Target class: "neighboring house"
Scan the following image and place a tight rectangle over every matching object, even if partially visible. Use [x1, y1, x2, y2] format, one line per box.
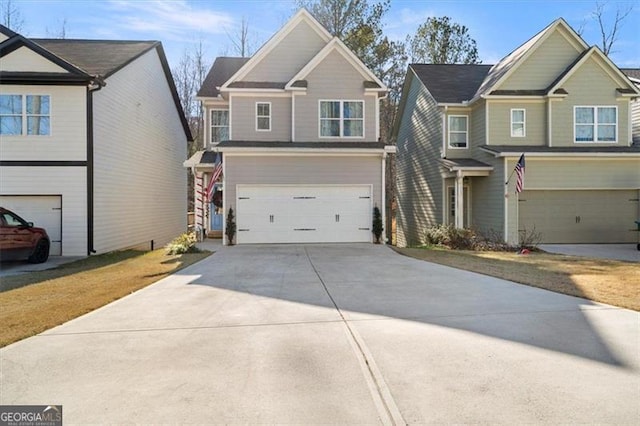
[621, 69, 640, 145]
[393, 18, 640, 247]
[0, 25, 192, 256]
[185, 9, 392, 245]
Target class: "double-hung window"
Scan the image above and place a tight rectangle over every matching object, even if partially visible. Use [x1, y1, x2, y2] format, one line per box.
[511, 109, 525, 137]
[448, 115, 468, 148]
[575, 106, 617, 143]
[319, 100, 364, 138]
[210, 110, 229, 143]
[256, 102, 271, 131]
[0, 94, 50, 136]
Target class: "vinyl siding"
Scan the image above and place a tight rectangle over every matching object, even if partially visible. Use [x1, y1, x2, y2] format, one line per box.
[243, 19, 326, 83]
[470, 155, 505, 238]
[0, 85, 86, 161]
[93, 48, 187, 254]
[551, 56, 630, 147]
[0, 46, 68, 73]
[470, 100, 486, 149]
[224, 155, 382, 215]
[0, 166, 87, 256]
[395, 73, 444, 247]
[499, 29, 582, 90]
[231, 96, 291, 141]
[294, 49, 376, 142]
[488, 101, 546, 145]
[631, 95, 640, 144]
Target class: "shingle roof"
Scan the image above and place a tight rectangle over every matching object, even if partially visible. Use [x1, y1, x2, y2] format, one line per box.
[621, 68, 640, 81]
[410, 64, 492, 103]
[482, 144, 640, 154]
[33, 39, 158, 77]
[197, 57, 250, 97]
[216, 140, 387, 149]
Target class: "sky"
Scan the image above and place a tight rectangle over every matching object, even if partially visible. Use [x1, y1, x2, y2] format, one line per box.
[9, 0, 640, 70]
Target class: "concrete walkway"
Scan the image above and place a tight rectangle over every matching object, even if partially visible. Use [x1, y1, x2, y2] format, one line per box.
[540, 243, 639, 262]
[1, 244, 638, 423]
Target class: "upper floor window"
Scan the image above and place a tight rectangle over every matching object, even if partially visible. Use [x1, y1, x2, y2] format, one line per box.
[511, 109, 525, 137]
[210, 110, 229, 143]
[0, 94, 50, 136]
[256, 102, 271, 131]
[575, 106, 616, 143]
[319, 100, 363, 138]
[448, 115, 468, 148]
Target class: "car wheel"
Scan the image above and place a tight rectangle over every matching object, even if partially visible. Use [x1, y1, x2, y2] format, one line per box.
[28, 239, 50, 264]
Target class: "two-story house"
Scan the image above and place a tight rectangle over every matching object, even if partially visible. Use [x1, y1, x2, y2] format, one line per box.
[0, 25, 192, 256]
[185, 9, 393, 245]
[393, 18, 640, 247]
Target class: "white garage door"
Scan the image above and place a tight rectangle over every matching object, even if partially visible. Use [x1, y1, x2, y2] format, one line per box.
[519, 190, 638, 243]
[236, 185, 372, 244]
[0, 195, 62, 255]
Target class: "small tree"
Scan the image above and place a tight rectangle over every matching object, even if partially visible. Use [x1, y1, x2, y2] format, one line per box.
[372, 206, 383, 243]
[225, 207, 236, 245]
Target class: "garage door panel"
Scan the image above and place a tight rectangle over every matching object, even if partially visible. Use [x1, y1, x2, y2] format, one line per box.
[0, 195, 62, 255]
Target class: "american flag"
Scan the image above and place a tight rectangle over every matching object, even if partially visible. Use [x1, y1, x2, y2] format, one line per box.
[515, 154, 525, 193]
[205, 154, 223, 201]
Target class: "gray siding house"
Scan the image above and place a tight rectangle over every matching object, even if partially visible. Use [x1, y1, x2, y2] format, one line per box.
[185, 9, 393, 245]
[394, 19, 640, 247]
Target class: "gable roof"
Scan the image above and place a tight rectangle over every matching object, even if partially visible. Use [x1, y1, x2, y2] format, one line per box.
[198, 57, 251, 97]
[621, 68, 640, 83]
[410, 64, 492, 103]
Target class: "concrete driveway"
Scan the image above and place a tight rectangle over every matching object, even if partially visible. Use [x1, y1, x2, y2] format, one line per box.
[540, 243, 639, 262]
[1, 244, 638, 424]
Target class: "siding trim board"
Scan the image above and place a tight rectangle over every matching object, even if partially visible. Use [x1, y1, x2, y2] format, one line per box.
[0, 161, 87, 166]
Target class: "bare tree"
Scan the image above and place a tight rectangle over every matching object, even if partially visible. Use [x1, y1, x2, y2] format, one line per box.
[226, 16, 257, 57]
[46, 18, 68, 39]
[1, 0, 25, 32]
[592, 1, 634, 55]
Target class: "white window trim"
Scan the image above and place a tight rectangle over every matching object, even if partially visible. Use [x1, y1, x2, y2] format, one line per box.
[255, 102, 271, 132]
[448, 115, 468, 149]
[0, 93, 51, 137]
[210, 109, 229, 144]
[318, 99, 365, 139]
[573, 105, 618, 144]
[510, 108, 526, 138]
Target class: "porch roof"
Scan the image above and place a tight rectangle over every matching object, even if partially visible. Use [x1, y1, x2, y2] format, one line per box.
[481, 144, 640, 157]
[440, 158, 493, 172]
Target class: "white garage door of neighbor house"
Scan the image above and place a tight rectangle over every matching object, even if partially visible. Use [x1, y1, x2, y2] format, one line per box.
[519, 190, 638, 243]
[236, 185, 373, 244]
[0, 195, 62, 255]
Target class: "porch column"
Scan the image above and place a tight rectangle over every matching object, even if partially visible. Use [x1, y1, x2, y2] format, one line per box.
[455, 171, 464, 229]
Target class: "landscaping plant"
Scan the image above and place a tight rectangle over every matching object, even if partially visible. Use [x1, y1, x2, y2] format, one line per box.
[165, 232, 198, 255]
[226, 207, 236, 245]
[372, 206, 383, 243]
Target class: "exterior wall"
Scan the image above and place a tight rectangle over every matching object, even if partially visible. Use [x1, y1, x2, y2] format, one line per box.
[224, 154, 382, 214]
[1, 46, 68, 73]
[470, 100, 486, 149]
[93, 48, 187, 254]
[295, 50, 376, 142]
[243, 19, 326, 83]
[487, 100, 546, 145]
[499, 29, 582, 90]
[0, 166, 87, 256]
[504, 156, 640, 243]
[395, 74, 444, 247]
[631, 94, 640, 144]
[470, 156, 505, 238]
[551, 56, 630, 147]
[444, 106, 472, 159]
[0, 85, 87, 161]
[231, 95, 291, 141]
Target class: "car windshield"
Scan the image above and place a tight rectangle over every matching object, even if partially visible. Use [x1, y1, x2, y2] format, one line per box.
[1, 211, 28, 227]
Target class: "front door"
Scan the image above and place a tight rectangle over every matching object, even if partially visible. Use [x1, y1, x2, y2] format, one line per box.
[447, 186, 470, 228]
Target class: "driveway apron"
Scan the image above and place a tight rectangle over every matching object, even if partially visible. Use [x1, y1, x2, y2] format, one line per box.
[0, 244, 638, 424]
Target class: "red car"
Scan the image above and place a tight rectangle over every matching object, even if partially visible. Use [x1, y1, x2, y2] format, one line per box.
[0, 207, 50, 263]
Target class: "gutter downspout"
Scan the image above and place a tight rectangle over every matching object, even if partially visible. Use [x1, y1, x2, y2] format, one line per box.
[87, 77, 105, 255]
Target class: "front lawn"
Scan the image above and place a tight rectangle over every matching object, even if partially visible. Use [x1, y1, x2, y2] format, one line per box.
[0, 249, 211, 347]
[394, 247, 639, 311]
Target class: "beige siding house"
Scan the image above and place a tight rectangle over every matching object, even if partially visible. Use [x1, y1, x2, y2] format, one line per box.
[394, 19, 640, 247]
[186, 9, 392, 245]
[0, 25, 191, 256]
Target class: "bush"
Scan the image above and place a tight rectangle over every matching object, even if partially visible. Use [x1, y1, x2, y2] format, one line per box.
[165, 232, 199, 255]
[226, 207, 236, 245]
[424, 225, 535, 251]
[372, 206, 383, 243]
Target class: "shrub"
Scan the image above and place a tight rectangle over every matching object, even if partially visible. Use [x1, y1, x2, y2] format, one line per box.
[372, 206, 383, 243]
[226, 207, 236, 245]
[424, 225, 524, 251]
[165, 232, 198, 255]
[518, 226, 542, 250]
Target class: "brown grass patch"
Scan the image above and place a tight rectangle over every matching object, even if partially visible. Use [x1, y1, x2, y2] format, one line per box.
[0, 249, 211, 347]
[394, 247, 639, 311]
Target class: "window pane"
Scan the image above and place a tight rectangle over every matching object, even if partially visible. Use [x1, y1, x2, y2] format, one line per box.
[212, 127, 229, 142]
[257, 117, 269, 130]
[211, 110, 228, 126]
[598, 107, 616, 124]
[597, 124, 615, 141]
[26, 95, 50, 115]
[257, 103, 269, 116]
[320, 101, 340, 119]
[512, 123, 524, 137]
[0, 116, 22, 135]
[512, 110, 524, 122]
[344, 119, 363, 137]
[450, 132, 467, 147]
[575, 107, 593, 123]
[344, 101, 363, 119]
[576, 124, 594, 141]
[0, 95, 22, 114]
[27, 116, 50, 135]
[449, 116, 467, 131]
[320, 119, 340, 136]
